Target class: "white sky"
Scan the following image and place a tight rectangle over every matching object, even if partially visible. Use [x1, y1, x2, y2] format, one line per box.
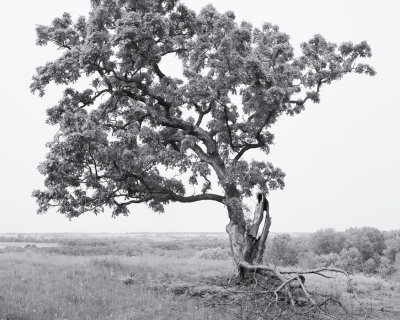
[0, 0, 399, 233]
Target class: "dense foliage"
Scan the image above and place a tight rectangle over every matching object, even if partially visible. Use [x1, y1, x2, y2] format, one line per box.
[265, 227, 400, 277]
[32, 0, 375, 219]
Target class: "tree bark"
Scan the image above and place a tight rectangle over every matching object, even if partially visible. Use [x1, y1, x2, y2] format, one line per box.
[225, 193, 271, 277]
[223, 193, 354, 314]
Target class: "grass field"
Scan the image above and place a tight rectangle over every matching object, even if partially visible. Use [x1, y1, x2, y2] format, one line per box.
[0, 234, 399, 320]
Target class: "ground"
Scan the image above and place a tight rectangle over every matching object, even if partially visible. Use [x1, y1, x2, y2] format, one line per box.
[0, 233, 399, 320]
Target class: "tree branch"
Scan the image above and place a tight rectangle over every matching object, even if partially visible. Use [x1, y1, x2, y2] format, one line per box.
[195, 101, 213, 127]
[233, 109, 276, 163]
[222, 102, 243, 150]
[152, 63, 167, 80]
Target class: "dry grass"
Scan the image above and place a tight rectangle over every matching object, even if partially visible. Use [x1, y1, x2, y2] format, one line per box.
[1, 235, 400, 320]
[0, 251, 235, 320]
[301, 271, 400, 318]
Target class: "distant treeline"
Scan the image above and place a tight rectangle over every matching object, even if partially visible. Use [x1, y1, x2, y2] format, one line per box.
[1, 229, 400, 278]
[0, 234, 231, 259]
[265, 227, 400, 277]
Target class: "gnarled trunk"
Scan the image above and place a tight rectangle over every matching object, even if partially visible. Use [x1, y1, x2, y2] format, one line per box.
[224, 194, 353, 312]
[225, 193, 271, 277]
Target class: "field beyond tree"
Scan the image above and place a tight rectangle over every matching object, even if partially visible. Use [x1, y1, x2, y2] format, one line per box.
[1, 228, 400, 320]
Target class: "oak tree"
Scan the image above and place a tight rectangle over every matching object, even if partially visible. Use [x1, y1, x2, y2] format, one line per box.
[32, 0, 374, 278]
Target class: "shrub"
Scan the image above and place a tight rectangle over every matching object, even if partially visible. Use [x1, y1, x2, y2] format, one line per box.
[268, 234, 299, 266]
[383, 234, 400, 262]
[364, 257, 379, 274]
[377, 256, 396, 277]
[91, 258, 125, 271]
[344, 227, 386, 261]
[195, 247, 230, 260]
[338, 247, 363, 273]
[298, 251, 319, 269]
[155, 242, 183, 251]
[318, 253, 340, 268]
[310, 229, 344, 255]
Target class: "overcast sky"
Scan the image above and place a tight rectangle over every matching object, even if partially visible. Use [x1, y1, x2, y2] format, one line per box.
[0, 0, 398, 233]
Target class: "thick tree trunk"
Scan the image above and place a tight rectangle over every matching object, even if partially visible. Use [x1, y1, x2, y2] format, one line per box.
[223, 193, 352, 311]
[225, 193, 271, 277]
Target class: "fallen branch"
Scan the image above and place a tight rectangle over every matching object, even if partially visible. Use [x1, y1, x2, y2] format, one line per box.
[236, 260, 355, 318]
[281, 267, 352, 277]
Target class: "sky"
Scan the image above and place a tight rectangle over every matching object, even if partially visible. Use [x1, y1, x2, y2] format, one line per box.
[0, 0, 399, 233]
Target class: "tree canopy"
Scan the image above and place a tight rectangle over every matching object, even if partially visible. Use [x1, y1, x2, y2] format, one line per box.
[32, 0, 375, 219]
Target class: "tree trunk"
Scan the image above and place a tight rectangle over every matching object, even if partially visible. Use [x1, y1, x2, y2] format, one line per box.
[225, 193, 271, 277]
[224, 194, 353, 311]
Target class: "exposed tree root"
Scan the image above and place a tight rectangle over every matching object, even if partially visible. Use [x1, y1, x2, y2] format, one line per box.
[225, 261, 359, 319]
[218, 195, 366, 318]
[121, 264, 400, 319]
[126, 267, 355, 319]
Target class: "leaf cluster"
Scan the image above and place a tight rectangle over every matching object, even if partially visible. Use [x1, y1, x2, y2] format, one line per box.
[32, 0, 374, 217]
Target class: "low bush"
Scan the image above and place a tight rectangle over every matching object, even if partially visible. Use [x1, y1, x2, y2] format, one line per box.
[317, 253, 340, 268]
[297, 251, 319, 269]
[267, 234, 299, 266]
[195, 247, 231, 261]
[337, 247, 363, 273]
[377, 256, 396, 277]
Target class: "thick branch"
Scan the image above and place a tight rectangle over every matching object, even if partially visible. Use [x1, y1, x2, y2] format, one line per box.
[168, 193, 224, 203]
[195, 102, 213, 127]
[221, 102, 243, 150]
[152, 63, 167, 80]
[233, 109, 276, 163]
[239, 262, 351, 279]
[116, 191, 224, 206]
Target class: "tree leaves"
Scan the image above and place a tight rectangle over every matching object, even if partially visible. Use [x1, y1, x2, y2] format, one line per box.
[32, 0, 374, 218]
